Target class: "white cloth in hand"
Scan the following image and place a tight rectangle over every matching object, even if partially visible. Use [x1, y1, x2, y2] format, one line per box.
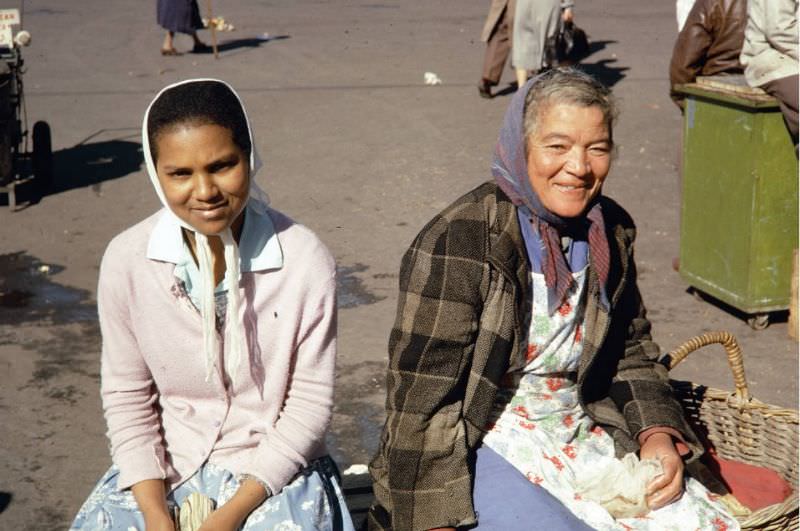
[575, 453, 663, 519]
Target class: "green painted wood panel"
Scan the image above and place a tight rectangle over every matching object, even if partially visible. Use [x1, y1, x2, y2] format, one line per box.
[678, 85, 798, 314]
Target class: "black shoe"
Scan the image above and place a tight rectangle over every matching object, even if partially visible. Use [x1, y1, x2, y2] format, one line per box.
[478, 79, 493, 99]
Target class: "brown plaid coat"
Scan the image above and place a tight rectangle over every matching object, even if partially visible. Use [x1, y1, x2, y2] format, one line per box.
[367, 182, 700, 531]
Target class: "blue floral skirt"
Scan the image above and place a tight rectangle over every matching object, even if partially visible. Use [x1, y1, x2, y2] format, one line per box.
[70, 456, 355, 530]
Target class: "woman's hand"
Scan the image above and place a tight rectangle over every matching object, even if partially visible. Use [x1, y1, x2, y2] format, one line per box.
[197, 505, 244, 531]
[640, 432, 684, 510]
[562, 7, 574, 23]
[143, 512, 176, 531]
[197, 477, 269, 531]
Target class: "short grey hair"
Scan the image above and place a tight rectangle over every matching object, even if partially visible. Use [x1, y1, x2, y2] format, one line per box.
[523, 67, 618, 146]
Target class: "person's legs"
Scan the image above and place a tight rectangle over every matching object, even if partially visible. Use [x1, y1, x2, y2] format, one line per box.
[190, 31, 205, 46]
[186, 0, 209, 52]
[469, 445, 593, 530]
[762, 75, 799, 144]
[189, 31, 212, 53]
[162, 31, 178, 54]
[515, 68, 529, 89]
[481, 6, 512, 90]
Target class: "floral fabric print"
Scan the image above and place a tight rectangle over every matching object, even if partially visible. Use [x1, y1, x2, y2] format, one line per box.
[70, 456, 355, 531]
[482, 268, 739, 531]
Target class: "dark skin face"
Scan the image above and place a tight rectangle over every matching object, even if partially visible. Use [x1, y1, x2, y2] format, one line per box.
[153, 122, 249, 284]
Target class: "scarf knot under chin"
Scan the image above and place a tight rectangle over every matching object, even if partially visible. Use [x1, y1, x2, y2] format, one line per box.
[528, 201, 610, 315]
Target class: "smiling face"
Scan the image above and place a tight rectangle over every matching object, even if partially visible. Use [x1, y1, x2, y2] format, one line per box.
[526, 102, 612, 218]
[154, 123, 250, 235]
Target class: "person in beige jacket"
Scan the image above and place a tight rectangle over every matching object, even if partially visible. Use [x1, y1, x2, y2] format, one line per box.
[740, 0, 799, 142]
[479, 0, 516, 98]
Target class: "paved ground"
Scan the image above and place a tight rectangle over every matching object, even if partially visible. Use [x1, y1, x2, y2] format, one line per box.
[0, 0, 796, 528]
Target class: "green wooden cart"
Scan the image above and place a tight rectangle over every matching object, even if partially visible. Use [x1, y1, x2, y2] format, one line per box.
[676, 79, 798, 330]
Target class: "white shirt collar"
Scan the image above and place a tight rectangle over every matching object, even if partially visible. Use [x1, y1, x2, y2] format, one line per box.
[146, 199, 283, 273]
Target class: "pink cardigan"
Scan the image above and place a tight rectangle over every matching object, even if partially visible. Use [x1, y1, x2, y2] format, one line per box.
[98, 207, 337, 495]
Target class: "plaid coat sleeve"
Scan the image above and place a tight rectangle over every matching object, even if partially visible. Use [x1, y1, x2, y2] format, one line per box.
[592, 199, 702, 457]
[609, 270, 701, 455]
[368, 199, 490, 531]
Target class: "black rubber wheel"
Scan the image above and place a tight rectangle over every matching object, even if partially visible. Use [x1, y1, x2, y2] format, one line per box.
[32, 120, 53, 198]
[0, 127, 13, 187]
[747, 313, 770, 331]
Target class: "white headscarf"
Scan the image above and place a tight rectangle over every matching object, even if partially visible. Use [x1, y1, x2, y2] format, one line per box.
[142, 78, 269, 388]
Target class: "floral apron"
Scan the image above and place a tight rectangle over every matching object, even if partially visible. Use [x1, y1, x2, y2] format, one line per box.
[481, 267, 739, 531]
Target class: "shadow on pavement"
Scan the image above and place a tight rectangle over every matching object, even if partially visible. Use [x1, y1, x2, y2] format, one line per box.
[0, 135, 142, 207]
[216, 34, 291, 54]
[560, 39, 628, 86]
[685, 287, 789, 328]
[579, 59, 629, 87]
[47, 139, 142, 195]
[587, 39, 616, 56]
[493, 82, 518, 98]
[0, 491, 11, 513]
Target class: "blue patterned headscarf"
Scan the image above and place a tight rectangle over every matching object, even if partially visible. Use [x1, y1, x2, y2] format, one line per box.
[492, 73, 611, 314]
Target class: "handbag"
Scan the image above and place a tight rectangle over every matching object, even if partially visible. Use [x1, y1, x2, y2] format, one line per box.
[555, 21, 590, 65]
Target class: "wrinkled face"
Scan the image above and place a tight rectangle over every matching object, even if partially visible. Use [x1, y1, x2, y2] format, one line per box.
[526, 103, 611, 218]
[154, 123, 249, 235]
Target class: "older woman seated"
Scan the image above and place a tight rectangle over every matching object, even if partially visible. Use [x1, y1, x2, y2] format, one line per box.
[368, 68, 739, 531]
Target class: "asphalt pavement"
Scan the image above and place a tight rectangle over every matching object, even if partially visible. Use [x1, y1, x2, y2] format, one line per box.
[0, 1, 796, 528]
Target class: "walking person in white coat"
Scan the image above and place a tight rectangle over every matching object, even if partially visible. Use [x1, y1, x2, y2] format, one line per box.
[513, 0, 574, 89]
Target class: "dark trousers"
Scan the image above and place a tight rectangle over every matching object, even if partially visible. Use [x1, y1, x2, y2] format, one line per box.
[481, 6, 514, 86]
[762, 74, 799, 144]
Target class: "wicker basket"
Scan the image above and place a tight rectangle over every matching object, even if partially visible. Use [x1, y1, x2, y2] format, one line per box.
[664, 331, 799, 531]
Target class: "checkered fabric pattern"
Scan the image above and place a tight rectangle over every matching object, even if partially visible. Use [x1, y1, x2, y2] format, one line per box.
[367, 182, 700, 531]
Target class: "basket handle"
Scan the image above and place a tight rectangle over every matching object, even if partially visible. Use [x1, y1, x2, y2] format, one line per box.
[663, 331, 749, 401]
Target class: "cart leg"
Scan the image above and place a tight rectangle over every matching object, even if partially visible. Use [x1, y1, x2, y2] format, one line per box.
[8, 184, 15, 211]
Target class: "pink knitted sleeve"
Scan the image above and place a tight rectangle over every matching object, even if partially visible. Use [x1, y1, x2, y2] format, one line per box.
[98, 239, 168, 490]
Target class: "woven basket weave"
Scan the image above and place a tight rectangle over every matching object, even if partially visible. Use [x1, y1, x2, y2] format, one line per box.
[663, 331, 799, 531]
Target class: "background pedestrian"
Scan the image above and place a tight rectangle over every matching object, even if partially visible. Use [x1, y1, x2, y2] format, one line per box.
[479, 0, 516, 98]
[158, 0, 211, 55]
[512, 0, 573, 89]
